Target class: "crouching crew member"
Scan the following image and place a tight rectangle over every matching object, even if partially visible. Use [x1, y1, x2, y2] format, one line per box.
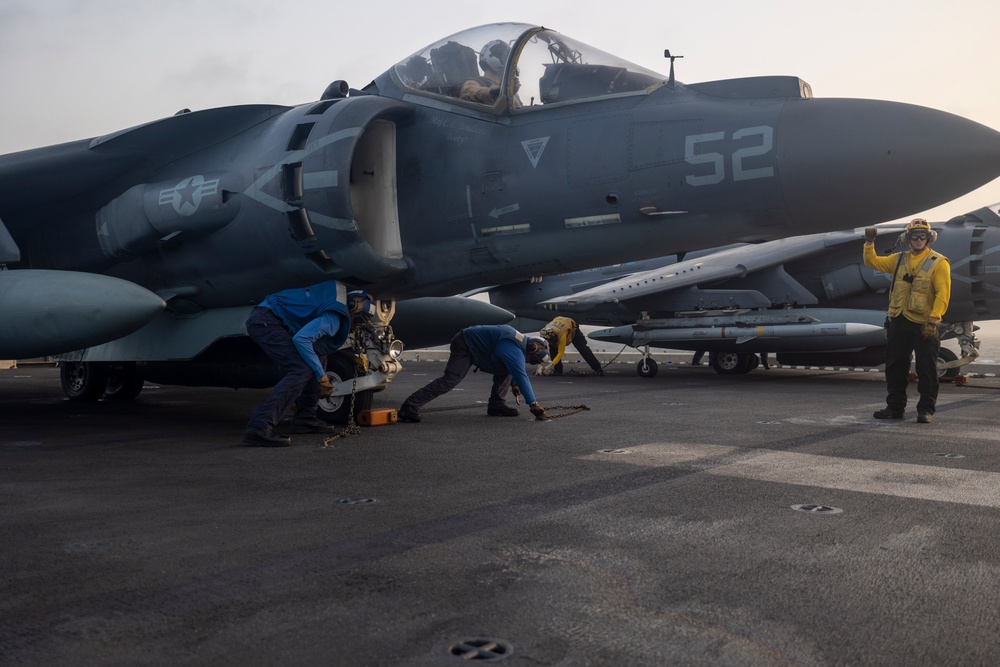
[242, 281, 373, 446]
[536, 316, 604, 376]
[398, 324, 549, 422]
[863, 219, 951, 423]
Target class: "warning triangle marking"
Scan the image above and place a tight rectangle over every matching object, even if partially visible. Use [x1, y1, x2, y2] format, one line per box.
[521, 137, 550, 169]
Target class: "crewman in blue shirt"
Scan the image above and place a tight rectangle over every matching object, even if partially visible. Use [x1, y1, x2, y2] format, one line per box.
[242, 281, 373, 446]
[398, 324, 549, 422]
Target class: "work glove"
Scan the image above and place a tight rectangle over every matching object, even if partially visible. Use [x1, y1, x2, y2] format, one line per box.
[529, 402, 547, 421]
[511, 384, 522, 405]
[318, 375, 334, 399]
[921, 322, 939, 340]
[864, 228, 878, 243]
[354, 354, 369, 374]
[534, 363, 554, 376]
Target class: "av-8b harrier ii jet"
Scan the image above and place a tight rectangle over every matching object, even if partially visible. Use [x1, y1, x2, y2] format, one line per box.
[2, 23, 999, 420]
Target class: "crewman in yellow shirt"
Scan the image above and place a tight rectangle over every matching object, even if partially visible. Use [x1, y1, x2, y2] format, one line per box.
[863, 219, 951, 423]
[536, 316, 604, 376]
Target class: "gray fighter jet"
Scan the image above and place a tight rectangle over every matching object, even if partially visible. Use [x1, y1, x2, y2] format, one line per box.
[488, 204, 1000, 377]
[2, 23, 1000, 419]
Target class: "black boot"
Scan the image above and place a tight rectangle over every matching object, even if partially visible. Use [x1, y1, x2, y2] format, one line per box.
[242, 427, 291, 447]
[287, 416, 335, 434]
[398, 403, 421, 423]
[487, 404, 519, 417]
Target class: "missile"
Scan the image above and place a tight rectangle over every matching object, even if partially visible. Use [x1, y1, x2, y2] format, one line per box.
[590, 322, 884, 346]
[0, 270, 165, 358]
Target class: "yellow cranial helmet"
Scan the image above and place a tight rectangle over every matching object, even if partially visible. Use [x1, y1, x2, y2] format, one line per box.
[903, 218, 937, 244]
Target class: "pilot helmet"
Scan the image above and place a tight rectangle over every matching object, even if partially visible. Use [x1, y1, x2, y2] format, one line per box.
[903, 218, 937, 244]
[479, 39, 511, 75]
[347, 290, 376, 320]
[525, 336, 550, 365]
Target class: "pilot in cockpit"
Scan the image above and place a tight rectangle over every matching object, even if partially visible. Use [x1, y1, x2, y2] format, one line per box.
[461, 39, 520, 107]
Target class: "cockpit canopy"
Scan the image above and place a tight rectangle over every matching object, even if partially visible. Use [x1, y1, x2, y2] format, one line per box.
[391, 23, 667, 111]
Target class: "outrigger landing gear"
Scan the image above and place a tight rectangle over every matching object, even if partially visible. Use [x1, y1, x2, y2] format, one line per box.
[636, 345, 658, 378]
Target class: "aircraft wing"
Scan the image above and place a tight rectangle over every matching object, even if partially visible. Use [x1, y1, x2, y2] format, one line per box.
[0, 105, 288, 227]
[0, 105, 290, 358]
[538, 228, 884, 313]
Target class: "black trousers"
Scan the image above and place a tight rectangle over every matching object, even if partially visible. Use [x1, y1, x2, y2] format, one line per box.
[245, 307, 325, 430]
[883, 316, 939, 415]
[402, 332, 511, 409]
[553, 329, 602, 374]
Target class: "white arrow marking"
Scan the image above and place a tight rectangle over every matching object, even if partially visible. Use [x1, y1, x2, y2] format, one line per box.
[490, 204, 521, 219]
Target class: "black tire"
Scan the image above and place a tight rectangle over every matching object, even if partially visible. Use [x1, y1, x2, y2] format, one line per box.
[636, 358, 658, 378]
[937, 347, 960, 378]
[104, 362, 144, 400]
[316, 352, 374, 424]
[710, 351, 753, 375]
[60, 361, 110, 401]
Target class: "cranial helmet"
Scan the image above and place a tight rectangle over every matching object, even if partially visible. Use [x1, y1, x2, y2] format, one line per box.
[479, 39, 511, 74]
[525, 336, 550, 365]
[902, 217, 937, 244]
[540, 328, 559, 350]
[347, 290, 376, 320]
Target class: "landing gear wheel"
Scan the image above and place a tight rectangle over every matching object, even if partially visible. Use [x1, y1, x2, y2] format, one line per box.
[636, 358, 658, 378]
[710, 351, 753, 375]
[316, 351, 374, 424]
[936, 347, 960, 379]
[104, 362, 144, 400]
[60, 361, 110, 401]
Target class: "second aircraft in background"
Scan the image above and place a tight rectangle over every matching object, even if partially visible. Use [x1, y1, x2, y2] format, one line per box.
[487, 204, 1000, 377]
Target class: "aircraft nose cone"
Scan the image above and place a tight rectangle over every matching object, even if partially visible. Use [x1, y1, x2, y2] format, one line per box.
[777, 99, 1000, 230]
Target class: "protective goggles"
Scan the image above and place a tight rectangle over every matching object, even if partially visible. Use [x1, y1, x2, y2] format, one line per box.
[909, 232, 929, 241]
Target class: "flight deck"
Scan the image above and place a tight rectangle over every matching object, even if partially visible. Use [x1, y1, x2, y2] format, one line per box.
[3, 361, 1000, 665]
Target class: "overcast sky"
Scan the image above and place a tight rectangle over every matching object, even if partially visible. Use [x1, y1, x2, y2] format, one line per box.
[2, 0, 998, 226]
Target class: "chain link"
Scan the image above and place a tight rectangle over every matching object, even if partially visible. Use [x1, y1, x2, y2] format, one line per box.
[539, 404, 590, 419]
[321, 328, 364, 448]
